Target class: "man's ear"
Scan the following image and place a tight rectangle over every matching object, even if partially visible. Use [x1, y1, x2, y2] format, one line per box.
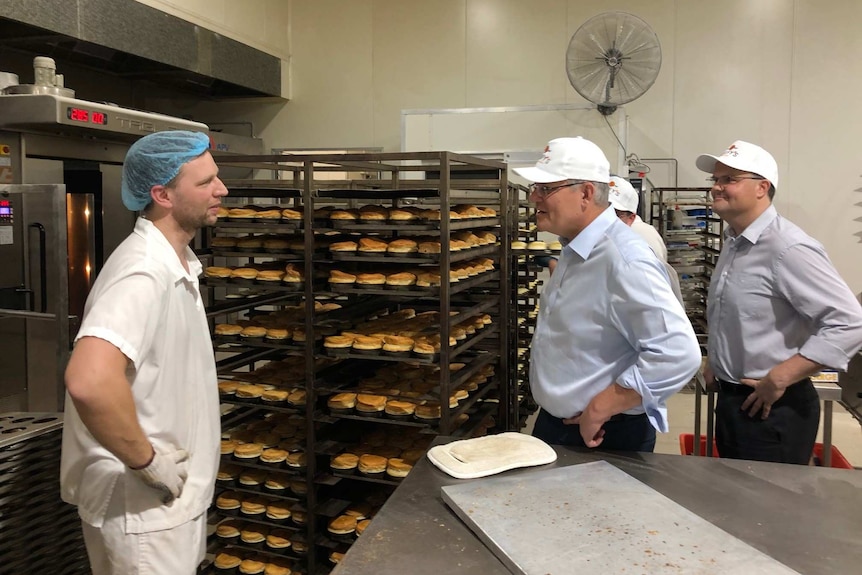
[580, 182, 596, 204]
[755, 179, 770, 200]
[149, 184, 172, 209]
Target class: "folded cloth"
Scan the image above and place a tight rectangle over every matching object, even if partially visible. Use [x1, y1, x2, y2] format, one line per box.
[427, 433, 557, 479]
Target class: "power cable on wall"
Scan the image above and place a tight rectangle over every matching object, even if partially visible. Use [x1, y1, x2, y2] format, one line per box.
[603, 113, 650, 175]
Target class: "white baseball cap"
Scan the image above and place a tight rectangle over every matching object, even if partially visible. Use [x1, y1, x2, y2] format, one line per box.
[608, 176, 639, 213]
[695, 140, 778, 189]
[514, 137, 610, 184]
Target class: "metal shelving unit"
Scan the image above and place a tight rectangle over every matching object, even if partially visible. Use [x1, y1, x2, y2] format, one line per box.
[199, 151, 513, 574]
[508, 183, 540, 429]
[649, 187, 723, 355]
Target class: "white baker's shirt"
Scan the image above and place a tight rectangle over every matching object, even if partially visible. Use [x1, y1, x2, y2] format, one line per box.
[630, 215, 668, 262]
[530, 207, 700, 432]
[60, 217, 220, 533]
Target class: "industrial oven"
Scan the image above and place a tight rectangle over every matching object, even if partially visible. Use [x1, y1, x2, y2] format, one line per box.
[0, 79, 216, 413]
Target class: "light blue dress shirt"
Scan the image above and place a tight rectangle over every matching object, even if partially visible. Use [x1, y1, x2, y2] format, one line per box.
[707, 204, 862, 382]
[530, 206, 701, 432]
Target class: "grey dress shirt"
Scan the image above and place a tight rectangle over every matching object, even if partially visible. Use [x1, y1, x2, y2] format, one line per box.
[707, 205, 862, 383]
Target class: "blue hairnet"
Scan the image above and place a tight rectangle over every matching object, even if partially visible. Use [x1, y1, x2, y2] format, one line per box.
[121, 130, 211, 211]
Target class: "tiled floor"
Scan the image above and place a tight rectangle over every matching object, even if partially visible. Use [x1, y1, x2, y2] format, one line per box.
[524, 390, 862, 468]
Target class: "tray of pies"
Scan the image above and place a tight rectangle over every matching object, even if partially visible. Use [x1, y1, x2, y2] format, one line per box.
[526, 240, 552, 255]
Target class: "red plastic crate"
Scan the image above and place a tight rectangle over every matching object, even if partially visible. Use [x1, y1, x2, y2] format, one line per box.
[679, 433, 719, 457]
[812, 443, 854, 469]
[679, 434, 854, 469]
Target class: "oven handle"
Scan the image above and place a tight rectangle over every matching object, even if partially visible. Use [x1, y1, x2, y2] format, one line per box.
[0, 308, 57, 321]
[28, 222, 47, 313]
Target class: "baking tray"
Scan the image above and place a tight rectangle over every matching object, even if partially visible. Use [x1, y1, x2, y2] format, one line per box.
[442, 460, 800, 575]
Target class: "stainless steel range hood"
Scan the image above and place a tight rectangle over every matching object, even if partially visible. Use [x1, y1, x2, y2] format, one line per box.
[0, 0, 282, 100]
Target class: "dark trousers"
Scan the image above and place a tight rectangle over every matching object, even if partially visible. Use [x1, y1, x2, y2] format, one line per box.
[532, 408, 656, 452]
[715, 379, 820, 465]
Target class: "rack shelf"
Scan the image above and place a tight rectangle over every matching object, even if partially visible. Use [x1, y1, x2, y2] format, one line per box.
[201, 151, 512, 574]
[649, 187, 723, 355]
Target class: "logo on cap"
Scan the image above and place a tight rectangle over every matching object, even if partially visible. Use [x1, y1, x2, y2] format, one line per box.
[726, 144, 738, 157]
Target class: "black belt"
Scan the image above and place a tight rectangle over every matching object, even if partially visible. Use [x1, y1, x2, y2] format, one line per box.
[545, 410, 646, 423]
[716, 379, 752, 395]
[607, 412, 647, 422]
[716, 378, 812, 395]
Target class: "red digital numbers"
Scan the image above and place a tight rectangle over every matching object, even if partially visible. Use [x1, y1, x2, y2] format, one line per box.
[66, 108, 109, 125]
[68, 107, 89, 122]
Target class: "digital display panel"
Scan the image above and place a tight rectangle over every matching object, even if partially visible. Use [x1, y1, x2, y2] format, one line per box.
[67, 107, 89, 122]
[66, 107, 109, 125]
[0, 207, 10, 215]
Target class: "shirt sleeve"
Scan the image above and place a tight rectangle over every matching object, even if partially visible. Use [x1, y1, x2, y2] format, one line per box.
[75, 269, 166, 369]
[775, 244, 862, 370]
[608, 258, 702, 432]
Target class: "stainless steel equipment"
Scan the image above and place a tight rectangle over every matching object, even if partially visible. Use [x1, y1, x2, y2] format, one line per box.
[333, 439, 862, 575]
[0, 93, 205, 135]
[442, 460, 800, 574]
[0, 185, 71, 414]
[0, 68, 215, 413]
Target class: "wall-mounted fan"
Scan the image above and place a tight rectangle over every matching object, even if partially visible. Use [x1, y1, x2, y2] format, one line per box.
[566, 11, 662, 116]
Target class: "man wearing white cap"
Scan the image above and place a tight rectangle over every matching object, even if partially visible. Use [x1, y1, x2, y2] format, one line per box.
[608, 176, 682, 303]
[696, 140, 862, 464]
[517, 137, 700, 451]
[608, 176, 666, 260]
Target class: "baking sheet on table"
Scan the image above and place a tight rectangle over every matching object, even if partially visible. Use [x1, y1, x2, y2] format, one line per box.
[441, 460, 800, 575]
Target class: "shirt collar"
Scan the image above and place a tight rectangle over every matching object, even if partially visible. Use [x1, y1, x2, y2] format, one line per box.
[134, 217, 202, 282]
[724, 204, 777, 244]
[565, 205, 617, 260]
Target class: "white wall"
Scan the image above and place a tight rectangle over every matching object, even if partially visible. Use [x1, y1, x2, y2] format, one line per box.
[151, 0, 862, 295]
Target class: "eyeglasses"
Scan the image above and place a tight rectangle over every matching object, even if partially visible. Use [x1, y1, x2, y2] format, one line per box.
[706, 174, 765, 187]
[529, 181, 584, 200]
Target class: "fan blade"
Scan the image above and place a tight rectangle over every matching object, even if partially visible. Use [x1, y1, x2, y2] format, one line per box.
[566, 11, 662, 107]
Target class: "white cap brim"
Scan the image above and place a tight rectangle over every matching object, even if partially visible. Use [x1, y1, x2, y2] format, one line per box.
[513, 165, 568, 184]
[696, 152, 771, 182]
[695, 154, 721, 174]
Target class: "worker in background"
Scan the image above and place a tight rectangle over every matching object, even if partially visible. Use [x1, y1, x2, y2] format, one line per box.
[608, 175, 683, 304]
[696, 140, 862, 464]
[61, 131, 227, 574]
[518, 136, 701, 451]
[608, 176, 666, 259]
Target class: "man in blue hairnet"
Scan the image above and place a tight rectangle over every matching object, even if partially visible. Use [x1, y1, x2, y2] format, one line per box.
[60, 131, 227, 574]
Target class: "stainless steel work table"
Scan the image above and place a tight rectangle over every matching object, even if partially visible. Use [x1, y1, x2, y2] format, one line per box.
[332, 438, 862, 575]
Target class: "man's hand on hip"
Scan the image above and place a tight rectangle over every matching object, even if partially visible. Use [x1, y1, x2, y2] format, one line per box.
[740, 374, 786, 419]
[563, 410, 607, 448]
[130, 446, 189, 505]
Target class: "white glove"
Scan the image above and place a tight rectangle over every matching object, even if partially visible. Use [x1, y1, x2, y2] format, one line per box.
[130, 447, 189, 505]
